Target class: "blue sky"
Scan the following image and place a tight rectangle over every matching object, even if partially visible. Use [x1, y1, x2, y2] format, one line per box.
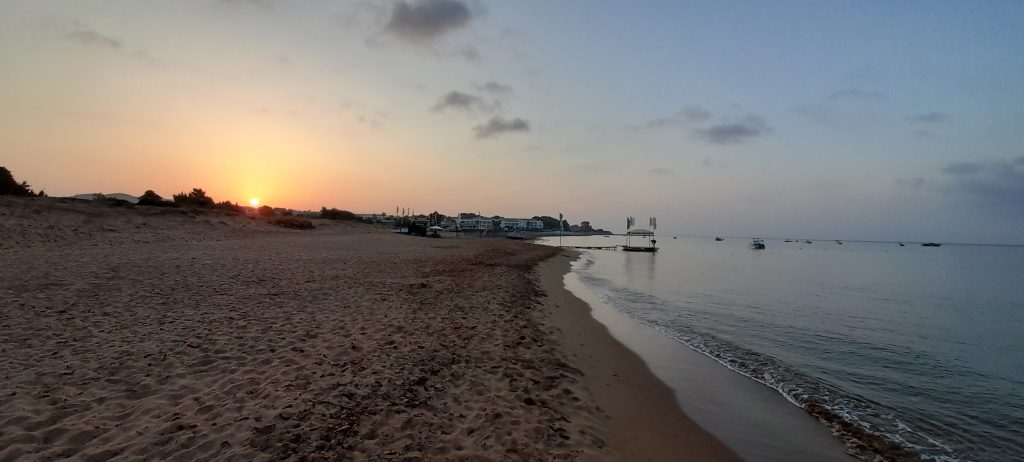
[1, 0, 1022, 243]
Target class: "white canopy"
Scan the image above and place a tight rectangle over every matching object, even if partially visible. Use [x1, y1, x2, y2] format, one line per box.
[428, 226, 444, 230]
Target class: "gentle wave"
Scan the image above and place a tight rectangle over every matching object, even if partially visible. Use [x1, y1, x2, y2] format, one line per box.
[574, 264, 960, 462]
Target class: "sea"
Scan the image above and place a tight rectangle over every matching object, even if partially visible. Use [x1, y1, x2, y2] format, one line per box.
[539, 236, 1024, 461]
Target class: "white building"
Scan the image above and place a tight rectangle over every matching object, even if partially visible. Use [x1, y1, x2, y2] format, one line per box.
[499, 219, 545, 231]
[457, 216, 495, 230]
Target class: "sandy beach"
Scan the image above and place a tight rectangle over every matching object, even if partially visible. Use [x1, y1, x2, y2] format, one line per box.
[0, 197, 736, 461]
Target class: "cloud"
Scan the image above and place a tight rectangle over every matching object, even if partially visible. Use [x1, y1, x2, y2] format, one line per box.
[934, 158, 1024, 213]
[458, 46, 481, 62]
[476, 81, 513, 96]
[895, 177, 928, 189]
[386, 0, 472, 40]
[219, 0, 274, 8]
[644, 106, 712, 129]
[473, 117, 530, 139]
[695, 115, 770, 145]
[65, 24, 122, 50]
[907, 112, 948, 124]
[942, 161, 982, 175]
[827, 89, 886, 102]
[431, 91, 498, 113]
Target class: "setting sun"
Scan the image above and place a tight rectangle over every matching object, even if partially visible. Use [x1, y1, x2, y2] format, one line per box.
[249, 198, 260, 207]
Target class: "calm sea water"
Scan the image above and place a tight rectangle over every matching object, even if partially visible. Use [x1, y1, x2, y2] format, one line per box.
[541, 236, 1024, 461]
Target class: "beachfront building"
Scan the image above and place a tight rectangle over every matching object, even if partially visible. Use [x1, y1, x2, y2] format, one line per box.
[355, 213, 394, 223]
[456, 216, 495, 231]
[499, 219, 545, 231]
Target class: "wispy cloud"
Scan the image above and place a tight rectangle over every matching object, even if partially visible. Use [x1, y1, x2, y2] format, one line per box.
[942, 161, 982, 175]
[431, 91, 498, 113]
[476, 81, 513, 97]
[907, 112, 948, 124]
[695, 115, 771, 145]
[65, 23, 122, 50]
[386, 0, 472, 40]
[937, 158, 1024, 212]
[62, 22, 159, 64]
[827, 89, 886, 102]
[473, 117, 530, 139]
[644, 106, 712, 129]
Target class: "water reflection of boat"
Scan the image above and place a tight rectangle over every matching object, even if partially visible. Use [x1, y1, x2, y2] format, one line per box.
[750, 238, 766, 249]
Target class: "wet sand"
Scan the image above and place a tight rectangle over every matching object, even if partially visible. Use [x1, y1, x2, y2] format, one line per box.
[0, 197, 737, 461]
[559, 254, 856, 461]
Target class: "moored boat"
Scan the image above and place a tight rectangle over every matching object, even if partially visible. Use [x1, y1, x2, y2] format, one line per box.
[750, 238, 766, 249]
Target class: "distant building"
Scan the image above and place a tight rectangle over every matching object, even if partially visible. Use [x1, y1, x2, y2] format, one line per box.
[356, 214, 394, 223]
[457, 216, 495, 230]
[499, 218, 545, 231]
[69, 193, 139, 204]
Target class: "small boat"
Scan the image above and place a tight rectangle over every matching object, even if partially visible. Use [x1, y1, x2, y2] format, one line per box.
[805, 240, 812, 244]
[624, 228, 658, 252]
[506, 231, 525, 240]
[898, 242, 905, 247]
[715, 237, 724, 241]
[749, 238, 766, 249]
[621, 245, 658, 252]
[673, 236, 677, 239]
[836, 240, 843, 245]
[785, 239, 794, 243]
[921, 242, 942, 247]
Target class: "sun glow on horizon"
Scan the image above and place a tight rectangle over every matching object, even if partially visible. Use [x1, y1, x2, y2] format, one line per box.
[249, 198, 260, 207]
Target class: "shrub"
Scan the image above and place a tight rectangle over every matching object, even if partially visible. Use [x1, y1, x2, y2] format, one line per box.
[272, 216, 314, 230]
[319, 207, 356, 220]
[257, 205, 275, 217]
[215, 201, 245, 214]
[0, 166, 40, 196]
[173, 188, 215, 207]
[138, 190, 176, 207]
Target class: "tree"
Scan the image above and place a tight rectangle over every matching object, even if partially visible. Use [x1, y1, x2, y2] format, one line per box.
[172, 188, 215, 207]
[0, 167, 37, 196]
[319, 207, 357, 220]
[257, 205, 275, 217]
[138, 190, 175, 207]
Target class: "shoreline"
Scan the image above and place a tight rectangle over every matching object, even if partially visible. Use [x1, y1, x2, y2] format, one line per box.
[533, 250, 740, 461]
[543, 243, 856, 461]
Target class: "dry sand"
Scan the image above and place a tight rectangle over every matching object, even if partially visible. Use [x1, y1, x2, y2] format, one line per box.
[0, 197, 736, 461]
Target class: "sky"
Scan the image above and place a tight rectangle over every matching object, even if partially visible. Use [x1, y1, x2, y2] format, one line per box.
[1, 0, 1023, 244]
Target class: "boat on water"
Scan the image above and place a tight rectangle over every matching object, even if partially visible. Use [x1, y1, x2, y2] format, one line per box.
[715, 237, 724, 241]
[836, 240, 843, 245]
[623, 225, 658, 252]
[805, 240, 812, 244]
[921, 242, 942, 247]
[506, 231, 526, 240]
[750, 238, 766, 249]
[899, 242, 905, 247]
[621, 245, 658, 252]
